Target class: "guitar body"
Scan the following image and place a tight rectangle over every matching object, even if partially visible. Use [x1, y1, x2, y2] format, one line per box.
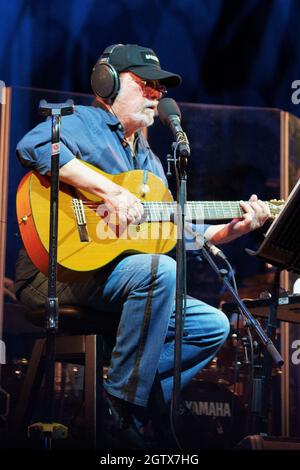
[16, 166, 177, 279]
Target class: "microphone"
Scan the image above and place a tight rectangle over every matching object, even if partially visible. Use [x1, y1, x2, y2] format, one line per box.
[158, 98, 190, 157]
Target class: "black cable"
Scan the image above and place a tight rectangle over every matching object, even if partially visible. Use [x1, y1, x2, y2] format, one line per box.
[223, 259, 254, 382]
[223, 256, 255, 440]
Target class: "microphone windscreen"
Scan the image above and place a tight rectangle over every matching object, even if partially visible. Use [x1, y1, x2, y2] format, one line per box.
[157, 98, 181, 125]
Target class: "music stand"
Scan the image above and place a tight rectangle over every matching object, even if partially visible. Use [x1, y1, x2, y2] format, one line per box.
[245, 179, 300, 434]
[246, 178, 300, 273]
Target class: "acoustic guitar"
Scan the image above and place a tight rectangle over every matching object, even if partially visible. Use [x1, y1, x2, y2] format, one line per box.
[16, 162, 284, 279]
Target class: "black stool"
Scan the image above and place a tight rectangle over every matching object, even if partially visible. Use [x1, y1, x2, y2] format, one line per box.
[12, 305, 117, 449]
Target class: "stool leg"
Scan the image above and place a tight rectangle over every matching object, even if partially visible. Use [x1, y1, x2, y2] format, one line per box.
[84, 335, 103, 449]
[12, 339, 45, 434]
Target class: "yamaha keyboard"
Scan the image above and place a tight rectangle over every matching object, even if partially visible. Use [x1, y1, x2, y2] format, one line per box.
[221, 294, 300, 324]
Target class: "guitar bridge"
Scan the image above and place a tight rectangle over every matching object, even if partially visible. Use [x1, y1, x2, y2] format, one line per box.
[72, 198, 89, 242]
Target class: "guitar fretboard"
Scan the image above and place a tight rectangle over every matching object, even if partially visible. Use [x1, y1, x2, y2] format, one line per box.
[143, 201, 252, 222]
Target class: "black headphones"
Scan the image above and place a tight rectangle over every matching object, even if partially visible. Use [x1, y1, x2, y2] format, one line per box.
[91, 44, 124, 104]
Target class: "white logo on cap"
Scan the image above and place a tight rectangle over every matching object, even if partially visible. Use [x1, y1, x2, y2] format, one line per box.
[145, 54, 159, 62]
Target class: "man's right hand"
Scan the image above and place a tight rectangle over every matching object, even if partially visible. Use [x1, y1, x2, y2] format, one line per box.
[103, 184, 145, 225]
[59, 159, 145, 226]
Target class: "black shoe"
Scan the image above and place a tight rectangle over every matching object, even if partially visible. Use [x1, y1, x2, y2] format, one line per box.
[103, 390, 158, 450]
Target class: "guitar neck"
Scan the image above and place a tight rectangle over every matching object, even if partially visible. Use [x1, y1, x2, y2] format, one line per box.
[143, 201, 261, 222]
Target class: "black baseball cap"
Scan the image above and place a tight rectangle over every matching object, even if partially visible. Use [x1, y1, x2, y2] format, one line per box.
[99, 43, 182, 87]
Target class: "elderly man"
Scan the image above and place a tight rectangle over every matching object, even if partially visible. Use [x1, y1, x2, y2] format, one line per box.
[15, 44, 270, 448]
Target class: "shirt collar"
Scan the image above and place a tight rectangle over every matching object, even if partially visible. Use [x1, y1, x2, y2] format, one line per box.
[92, 100, 123, 130]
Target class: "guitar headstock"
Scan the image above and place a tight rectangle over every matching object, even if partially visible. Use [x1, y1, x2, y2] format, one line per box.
[268, 199, 285, 219]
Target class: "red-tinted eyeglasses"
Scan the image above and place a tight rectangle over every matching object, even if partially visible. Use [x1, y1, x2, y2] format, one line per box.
[129, 72, 167, 98]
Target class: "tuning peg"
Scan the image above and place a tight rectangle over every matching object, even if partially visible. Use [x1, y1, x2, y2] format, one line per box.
[269, 198, 285, 205]
[268, 198, 285, 219]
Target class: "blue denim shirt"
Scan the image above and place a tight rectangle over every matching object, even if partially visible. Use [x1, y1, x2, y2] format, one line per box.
[16, 104, 168, 186]
[16, 104, 207, 255]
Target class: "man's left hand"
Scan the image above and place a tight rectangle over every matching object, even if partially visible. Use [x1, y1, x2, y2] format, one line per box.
[230, 194, 271, 235]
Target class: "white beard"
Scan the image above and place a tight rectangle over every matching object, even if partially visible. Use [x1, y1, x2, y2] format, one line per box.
[131, 106, 155, 128]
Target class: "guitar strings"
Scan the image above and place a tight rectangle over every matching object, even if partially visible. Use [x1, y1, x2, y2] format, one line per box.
[36, 200, 280, 222]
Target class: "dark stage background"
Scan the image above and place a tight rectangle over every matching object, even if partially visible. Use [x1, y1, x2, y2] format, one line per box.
[1, 0, 300, 443]
[1, 0, 300, 116]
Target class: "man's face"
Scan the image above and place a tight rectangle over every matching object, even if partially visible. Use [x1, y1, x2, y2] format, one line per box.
[112, 72, 166, 130]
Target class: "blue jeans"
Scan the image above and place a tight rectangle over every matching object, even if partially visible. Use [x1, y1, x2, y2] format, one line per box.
[85, 254, 230, 407]
[18, 253, 230, 407]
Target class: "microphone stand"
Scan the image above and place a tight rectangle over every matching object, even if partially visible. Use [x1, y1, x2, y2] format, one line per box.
[27, 100, 74, 449]
[199, 245, 284, 438]
[184, 224, 284, 370]
[253, 267, 281, 435]
[201, 247, 284, 367]
[170, 144, 188, 421]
